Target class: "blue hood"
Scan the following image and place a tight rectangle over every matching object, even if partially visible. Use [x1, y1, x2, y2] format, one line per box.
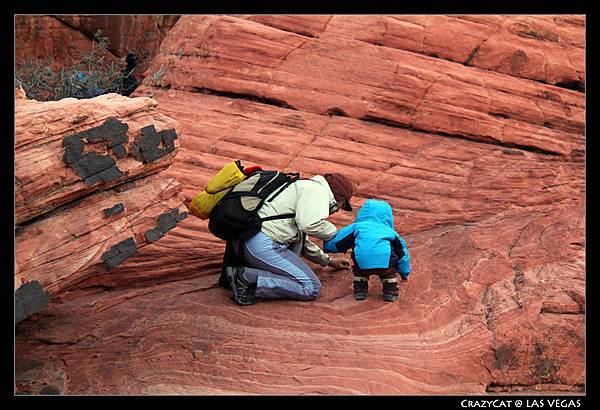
[355, 199, 395, 229]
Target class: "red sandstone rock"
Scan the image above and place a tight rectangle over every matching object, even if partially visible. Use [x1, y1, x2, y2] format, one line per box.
[15, 15, 180, 81]
[239, 15, 585, 89]
[240, 14, 331, 38]
[128, 90, 584, 237]
[139, 15, 584, 159]
[15, 80, 27, 99]
[15, 88, 26, 99]
[56, 15, 181, 80]
[15, 16, 101, 66]
[15, 93, 180, 225]
[15, 94, 186, 296]
[16, 175, 186, 294]
[15, 15, 585, 395]
[14, 203, 584, 394]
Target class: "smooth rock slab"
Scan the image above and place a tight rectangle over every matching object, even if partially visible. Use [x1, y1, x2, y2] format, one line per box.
[14, 204, 584, 394]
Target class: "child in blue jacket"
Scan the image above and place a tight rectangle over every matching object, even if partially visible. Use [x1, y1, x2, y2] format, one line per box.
[324, 199, 411, 302]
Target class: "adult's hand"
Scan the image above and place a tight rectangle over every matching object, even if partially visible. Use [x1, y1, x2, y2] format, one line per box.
[329, 257, 351, 270]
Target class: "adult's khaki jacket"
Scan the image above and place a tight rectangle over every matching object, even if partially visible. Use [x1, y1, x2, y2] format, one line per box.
[257, 175, 338, 266]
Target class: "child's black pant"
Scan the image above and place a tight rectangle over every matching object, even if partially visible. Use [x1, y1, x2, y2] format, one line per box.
[352, 265, 399, 301]
[352, 265, 397, 282]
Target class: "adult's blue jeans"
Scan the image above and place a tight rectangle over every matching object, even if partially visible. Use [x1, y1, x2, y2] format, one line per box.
[243, 231, 321, 300]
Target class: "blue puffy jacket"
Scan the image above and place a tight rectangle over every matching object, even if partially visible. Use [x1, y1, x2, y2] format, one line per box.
[323, 199, 410, 278]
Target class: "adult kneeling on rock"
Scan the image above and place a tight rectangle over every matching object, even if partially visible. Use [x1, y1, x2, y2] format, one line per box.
[226, 173, 355, 305]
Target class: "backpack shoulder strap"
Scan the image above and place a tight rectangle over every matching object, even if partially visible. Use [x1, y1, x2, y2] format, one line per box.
[260, 213, 296, 222]
[221, 191, 264, 200]
[256, 173, 299, 221]
[266, 173, 300, 203]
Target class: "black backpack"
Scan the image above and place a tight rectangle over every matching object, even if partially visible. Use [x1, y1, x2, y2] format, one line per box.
[208, 169, 300, 242]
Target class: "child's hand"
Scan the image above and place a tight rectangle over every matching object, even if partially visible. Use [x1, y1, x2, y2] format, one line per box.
[329, 257, 351, 270]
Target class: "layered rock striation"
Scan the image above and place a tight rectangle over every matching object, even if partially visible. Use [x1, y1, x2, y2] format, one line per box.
[15, 15, 585, 395]
[15, 93, 186, 307]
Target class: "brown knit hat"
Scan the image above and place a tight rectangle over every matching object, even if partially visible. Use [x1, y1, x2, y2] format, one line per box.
[323, 173, 354, 211]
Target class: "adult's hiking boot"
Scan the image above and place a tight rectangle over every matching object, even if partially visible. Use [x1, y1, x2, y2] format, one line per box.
[382, 280, 399, 302]
[218, 267, 232, 289]
[353, 278, 368, 300]
[226, 266, 256, 306]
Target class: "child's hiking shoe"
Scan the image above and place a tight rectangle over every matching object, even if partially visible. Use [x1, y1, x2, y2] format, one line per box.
[382, 279, 399, 302]
[353, 277, 368, 300]
[226, 266, 256, 306]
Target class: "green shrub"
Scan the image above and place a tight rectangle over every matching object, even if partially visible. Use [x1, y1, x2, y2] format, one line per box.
[15, 31, 130, 101]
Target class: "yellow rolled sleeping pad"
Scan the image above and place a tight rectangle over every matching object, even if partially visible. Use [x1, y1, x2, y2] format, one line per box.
[188, 161, 247, 219]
